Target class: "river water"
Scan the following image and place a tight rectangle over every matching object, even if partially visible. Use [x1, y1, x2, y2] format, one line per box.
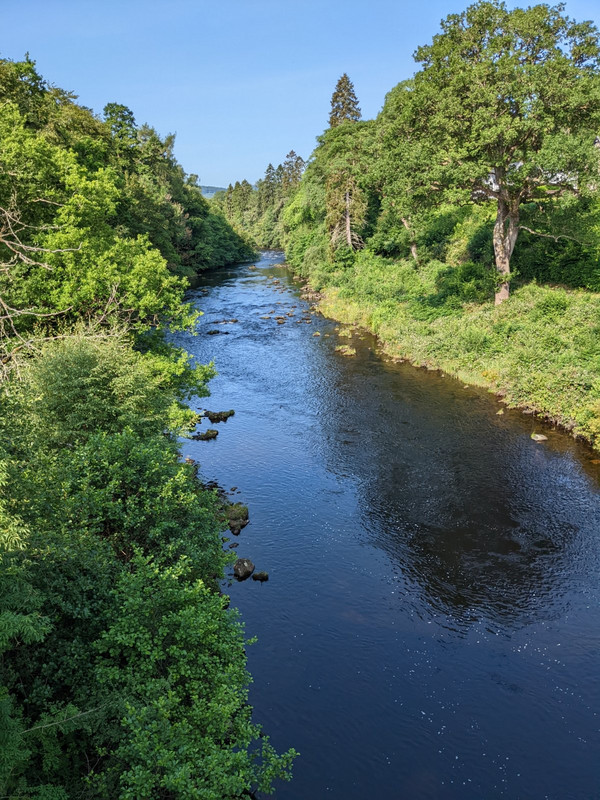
[172, 251, 600, 800]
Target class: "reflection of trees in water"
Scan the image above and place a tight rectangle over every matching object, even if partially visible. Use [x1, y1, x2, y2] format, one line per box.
[314, 340, 600, 628]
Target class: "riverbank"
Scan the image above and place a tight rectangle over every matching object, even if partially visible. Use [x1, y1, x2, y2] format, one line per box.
[291, 257, 600, 450]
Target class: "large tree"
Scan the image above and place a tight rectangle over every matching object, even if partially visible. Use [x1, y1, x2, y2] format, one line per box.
[329, 73, 362, 128]
[321, 122, 374, 252]
[410, 0, 600, 303]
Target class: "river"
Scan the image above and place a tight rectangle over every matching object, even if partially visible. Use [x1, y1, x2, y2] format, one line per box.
[171, 250, 600, 800]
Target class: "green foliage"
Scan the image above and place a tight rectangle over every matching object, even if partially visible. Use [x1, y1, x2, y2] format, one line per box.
[406, 0, 600, 292]
[277, 0, 600, 309]
[278, 18, 600, 440]
[0, 54, 253, 337]
[328, 73, 361, 128]
[0, 333, 296, 798]
[4, 333, 212, 452]
[92, 554, 296, 799]
[0, 55, 295, 799]
[212, 151, 306, 249]
[511, 196, 600, 289]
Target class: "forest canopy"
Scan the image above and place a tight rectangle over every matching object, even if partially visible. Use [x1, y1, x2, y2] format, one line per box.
[0, 54, 295, 799]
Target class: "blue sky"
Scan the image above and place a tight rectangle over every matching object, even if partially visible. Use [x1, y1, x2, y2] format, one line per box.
[3, 0, 600, 186]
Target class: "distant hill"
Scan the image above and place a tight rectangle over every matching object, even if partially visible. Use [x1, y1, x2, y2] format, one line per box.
[200, 185, 226, 198]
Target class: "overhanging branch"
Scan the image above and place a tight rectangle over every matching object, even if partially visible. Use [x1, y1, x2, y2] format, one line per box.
[518, 225, 587, 245]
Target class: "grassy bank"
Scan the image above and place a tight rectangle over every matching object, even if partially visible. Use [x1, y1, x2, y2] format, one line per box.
[292, 252, 600, 449]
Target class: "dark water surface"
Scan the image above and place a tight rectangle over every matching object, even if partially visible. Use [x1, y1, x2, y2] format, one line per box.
[172, 251, 600, 800]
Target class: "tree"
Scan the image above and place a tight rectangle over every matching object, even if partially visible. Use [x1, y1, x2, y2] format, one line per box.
[103, 102, 136, 144]
[409, 0, 600, 303]
[282, 150, 306, 195]
[328, 73, 361, 128]
[257, 162, 276, 212]
[375, 80, 424, 262]
[321, 123, 374, 253]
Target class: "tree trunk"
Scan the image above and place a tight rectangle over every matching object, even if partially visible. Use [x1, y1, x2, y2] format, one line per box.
[345, 190, 352, 249]
[401, 217, 418, 262]
[493, 197, 520, 305]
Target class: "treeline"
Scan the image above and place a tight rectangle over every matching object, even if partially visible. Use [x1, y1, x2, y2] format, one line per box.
[0, 56, 294, 798]
[212, 150, 305, 248]
[282, 7, 600, 299]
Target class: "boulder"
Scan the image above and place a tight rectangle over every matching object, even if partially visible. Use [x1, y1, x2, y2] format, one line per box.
[234, 558, 255, 580]
[192, 429, 218, 441]
[252, 571, 269, 582]
[228, 503, 249, 535]
[205, 409, 235, 423]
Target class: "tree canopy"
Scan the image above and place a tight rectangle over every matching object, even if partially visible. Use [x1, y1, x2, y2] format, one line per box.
[0, 54, 295, 798]
[211, 150, 306, 249]
[329, 73, 362, 128]
[409, 0, 600, 302]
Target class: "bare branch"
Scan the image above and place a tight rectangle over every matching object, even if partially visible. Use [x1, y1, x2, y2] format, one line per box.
[519, 225, 587, 245]
[23, 702, 114, 734]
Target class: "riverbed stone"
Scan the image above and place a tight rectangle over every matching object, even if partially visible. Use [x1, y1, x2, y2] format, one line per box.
[252, 571, 269, 582]
[233, 558, 255, 580]
[192, 428, 219, 440]
[228, 503, 249, 535]
[205, 409, 235, 423]
[531, 433, 548, 442]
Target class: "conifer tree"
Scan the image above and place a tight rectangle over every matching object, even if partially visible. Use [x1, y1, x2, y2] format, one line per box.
[282, 150, 306, 195]
[329, 73, 361, 128]
[259, 163, 276, 211]
[274, 163, 285, 193]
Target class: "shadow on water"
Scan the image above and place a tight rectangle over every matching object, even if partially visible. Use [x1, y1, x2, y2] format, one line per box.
[173, 251, 600, 800]
[312, 347, 599, 629]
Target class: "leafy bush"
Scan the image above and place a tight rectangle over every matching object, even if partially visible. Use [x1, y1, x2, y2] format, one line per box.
[0, 335, 296, 797]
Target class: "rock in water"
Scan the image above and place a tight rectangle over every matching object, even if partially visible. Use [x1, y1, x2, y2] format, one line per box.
[192, 429, 219, 441]
[205, 409, 235, 423]
[252, 571, 269, 582]
[234, 558, 255, 580]
[531, 433, 548, 442]
[227, 503, 249, 535]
